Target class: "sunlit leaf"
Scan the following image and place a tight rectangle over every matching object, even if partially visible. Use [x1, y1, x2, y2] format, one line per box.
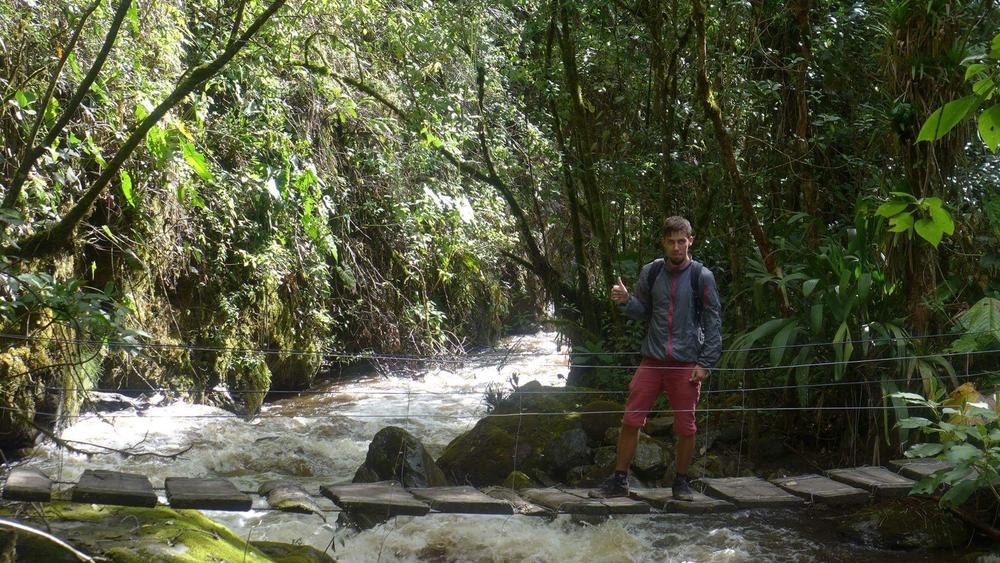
[979, 104, 1000, 152]
[119, 170, 135, 207]
[917, 95, 980, 142]
[914, 217, 943, 247]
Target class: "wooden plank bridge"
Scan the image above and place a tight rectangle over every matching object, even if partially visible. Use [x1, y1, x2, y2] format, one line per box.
[0, 459, 966, 518]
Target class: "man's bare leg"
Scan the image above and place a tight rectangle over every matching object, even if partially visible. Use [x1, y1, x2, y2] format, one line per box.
[675, 433, 695, 474]
[614, 424, 641, 472]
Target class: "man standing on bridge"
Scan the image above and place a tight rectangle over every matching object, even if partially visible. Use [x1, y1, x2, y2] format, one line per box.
[594, 216, 722, 500]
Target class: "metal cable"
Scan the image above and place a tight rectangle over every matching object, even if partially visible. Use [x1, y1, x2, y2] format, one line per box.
[1, 329, 994, 359]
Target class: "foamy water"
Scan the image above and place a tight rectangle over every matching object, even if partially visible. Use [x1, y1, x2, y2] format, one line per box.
[22, 333, 961, 561]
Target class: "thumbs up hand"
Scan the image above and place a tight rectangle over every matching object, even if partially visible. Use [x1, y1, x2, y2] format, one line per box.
[611, 276, 630, 304]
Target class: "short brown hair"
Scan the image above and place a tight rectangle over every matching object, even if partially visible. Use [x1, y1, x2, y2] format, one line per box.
[661, 216, 692, 237]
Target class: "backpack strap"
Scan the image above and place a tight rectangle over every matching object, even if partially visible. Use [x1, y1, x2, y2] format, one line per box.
[690, 261, 704, 325]
[644, 259, 665, 297]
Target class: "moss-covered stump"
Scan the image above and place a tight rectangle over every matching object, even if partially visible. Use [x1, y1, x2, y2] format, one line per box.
[0, 502, 330, 562]
[838, 498, 973, 550]
[354, 426, 448, 487]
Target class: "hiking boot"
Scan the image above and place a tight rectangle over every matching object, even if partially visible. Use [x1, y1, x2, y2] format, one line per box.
[590, 472, 629, 498]
[672, 474, 695, 501]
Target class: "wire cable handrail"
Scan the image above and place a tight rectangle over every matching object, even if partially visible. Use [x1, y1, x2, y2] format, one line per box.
[1, 329, 995, 360]
[43, 368, 994, 397]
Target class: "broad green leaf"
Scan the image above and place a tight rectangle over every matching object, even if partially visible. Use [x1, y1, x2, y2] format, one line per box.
[891, 391, 932, 404]
[181, 142, 212, 181]
[979, 104, 1000, 152]
[889, 191, 917, 202]
[910, 476, 940, 495]
[876, 201, 908, 217]
[917, 95, 980, 142]
[810, 303, 823, 335]
[914, 217, 943, 247]
[906, 442, 944, 457]
[939, 477, 977, 506]
[965, 63, 988, 80]
[833, 321, 852, 381]
[973, 78, 995, 98]
[929, 206, 955, 236]
[945, 443, 981, 463]
[803, 278, 819, 297]
[897, 417, 932, 429]
[119, 170, 135, 207]
[992, 33, 1000, 59]
[770, 321, 798, 367]
[888, 212, 914, 232]
[920, 197, 943, 210]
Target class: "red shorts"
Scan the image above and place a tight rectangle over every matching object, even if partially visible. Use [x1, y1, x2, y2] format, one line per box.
[623, 357, 701, 436]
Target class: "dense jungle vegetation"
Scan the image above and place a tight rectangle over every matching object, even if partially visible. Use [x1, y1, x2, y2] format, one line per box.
[1, 0, 998, 467]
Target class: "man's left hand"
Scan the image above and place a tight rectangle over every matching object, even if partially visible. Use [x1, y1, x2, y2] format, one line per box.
[690, 365, 709, 383]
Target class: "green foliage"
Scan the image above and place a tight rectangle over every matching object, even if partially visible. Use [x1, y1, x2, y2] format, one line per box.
[893, 391, 1000, 506]
[876, 193, 955, 248]
[918, 32, 1000, 151]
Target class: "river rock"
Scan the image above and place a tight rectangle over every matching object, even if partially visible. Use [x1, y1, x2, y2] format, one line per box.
[631, 434, 672, 480]
[643, 415, 674, 437]
[593, 445, 617, 468]
[353, 426, 447, 488]
[580, 400, 624, 442]
[438, 393, 591, 485]
[838, 498, 972, 549]
[502, 471, 538, 490]
[542, 428, 591, 477]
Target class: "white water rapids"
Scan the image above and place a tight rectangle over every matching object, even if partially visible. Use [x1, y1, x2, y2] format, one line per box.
[24, 332, 954, 561]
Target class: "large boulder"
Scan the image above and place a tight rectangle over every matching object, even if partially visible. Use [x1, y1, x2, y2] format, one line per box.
[353, 426, 447, 488]
[438, 382, 605, 485]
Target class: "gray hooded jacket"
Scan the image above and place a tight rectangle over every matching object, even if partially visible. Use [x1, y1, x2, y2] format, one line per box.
[621, 259, 723, 368]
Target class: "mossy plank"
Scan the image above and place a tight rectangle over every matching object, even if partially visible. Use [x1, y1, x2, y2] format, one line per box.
[409, 486, 513, 514]
[71, 470, 157, 507]
[770, 474, 870, 505]
[888, 458, 955, 481]
[699, 476, 804, 508]
[826, 467, 914, 498]
[3, 468, 52, 502]
[520, 488, 609, 515]
[560, 488, 650, 514]
[259, 480, 326, 520]
[630, 487, 734, 513]
[165, 477, 252, 511]
[320, 482, 429, 516]
[480, 487, 550, 516]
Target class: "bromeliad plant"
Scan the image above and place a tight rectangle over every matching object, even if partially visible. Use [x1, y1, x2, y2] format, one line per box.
[893, 390, 1000, 506]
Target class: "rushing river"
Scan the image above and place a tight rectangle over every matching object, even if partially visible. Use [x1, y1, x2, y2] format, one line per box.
[23, 332, 983, 561]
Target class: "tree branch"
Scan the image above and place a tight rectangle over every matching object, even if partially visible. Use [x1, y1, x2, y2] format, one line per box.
[2, 0, 131, 212]
[4, 0, 288, 260]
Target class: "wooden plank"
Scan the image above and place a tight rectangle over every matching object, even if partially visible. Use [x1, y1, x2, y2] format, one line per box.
[480, 487, 549, 516]
[520, 488, 609, 515]
[72, 470, 157, 507]
[889, 459, 958, 481]
[770, 474, 869, 505]
[165, 477, 252, 511]
[826, 466, 914, 498]
[3, 468, 52, 502]
[629, 487, 734, 513]
[699, 477, 804, 508]
[409, 486, 513, 514]
[561, 488, 650, 515]
[320, 482, 429, 516]
[259, 480, 326, 520]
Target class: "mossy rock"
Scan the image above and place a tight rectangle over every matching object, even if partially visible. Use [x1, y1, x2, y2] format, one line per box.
[0, 502, 319, 562]
[437, 407, 584, 486]
[838, 498, 973, 550]
[353, 426, 448, 487]
[580, 399, 624, 443]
